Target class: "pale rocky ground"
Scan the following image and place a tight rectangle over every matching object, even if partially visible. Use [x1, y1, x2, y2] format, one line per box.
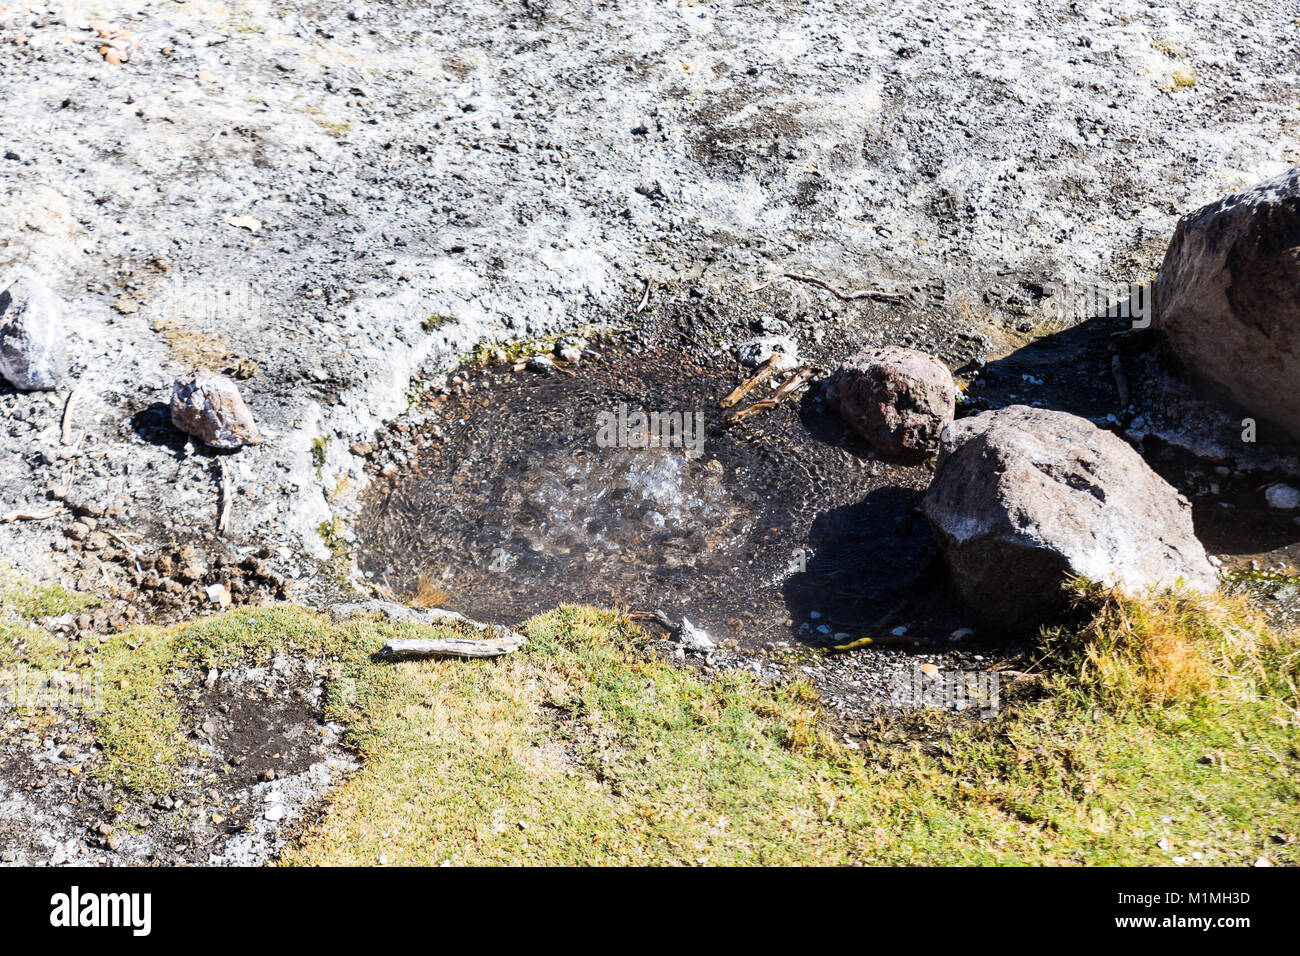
[0, 0, 1298, 864]
[0, 0, 1296, 583]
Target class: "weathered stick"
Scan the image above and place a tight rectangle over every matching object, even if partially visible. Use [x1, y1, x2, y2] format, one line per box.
[720, 353, 780, 407]
[770, 365, 820, 403]
[217, 459, 233, 535]
[725, 365, 820, 423]
[61, 383, 85, 445]
[380, 632, 525, 658]
[328, 600, 526, 659]
[2, 504, 61, 523]
[725, 402, 770, 424]
[782, 272, 906, 303]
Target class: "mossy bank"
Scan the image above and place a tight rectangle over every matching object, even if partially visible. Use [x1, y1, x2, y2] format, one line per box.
[2, 571, 1296, 865]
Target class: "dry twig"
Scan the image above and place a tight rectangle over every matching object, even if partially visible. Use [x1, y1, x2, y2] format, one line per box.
[781, 272, 906, 303]
[724, 365, 821, 424]
[720, 353, 781, 408]
[61, 383, 86, 445]
[2, 505, 61, 523]
[217, 459, 233, 535]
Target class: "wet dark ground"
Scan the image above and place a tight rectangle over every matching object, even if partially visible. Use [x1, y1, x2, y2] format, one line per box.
[357, 296, 1300, 659]
[357, 332, 962, 651]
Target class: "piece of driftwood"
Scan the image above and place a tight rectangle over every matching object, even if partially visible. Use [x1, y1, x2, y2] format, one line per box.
[380, 632, 525, 658]
[2, 504, 61, 523]
[328, 600, 526, 659]
[724, 365, 820, 424]
[770, 365, 820, 402]
[720, 353, 780, 408]
[635, 277, 653, 314]
[217, 459, 233, 535]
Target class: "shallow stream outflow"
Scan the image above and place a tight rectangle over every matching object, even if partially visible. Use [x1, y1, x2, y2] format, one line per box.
[356, 339, 960, 649]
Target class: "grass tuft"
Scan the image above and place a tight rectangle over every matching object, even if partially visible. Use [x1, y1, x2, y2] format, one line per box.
[409, 574, 449, 609]
[1044, 580, 1298, 719]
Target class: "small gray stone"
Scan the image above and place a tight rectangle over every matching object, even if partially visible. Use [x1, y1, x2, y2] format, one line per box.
[736, 335, 798, 370]
[678, 616, 715, 652]
[0, 274, 67, 391]
[1265, 483, 1300, 510]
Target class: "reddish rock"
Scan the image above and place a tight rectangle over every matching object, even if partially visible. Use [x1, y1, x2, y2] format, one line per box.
[826, 346, 955, 456]
[170, 368, 261, 449]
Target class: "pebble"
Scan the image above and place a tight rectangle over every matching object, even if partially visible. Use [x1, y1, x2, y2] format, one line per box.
[1265, 483, 1300, 510]
[678, 616, 715, 652]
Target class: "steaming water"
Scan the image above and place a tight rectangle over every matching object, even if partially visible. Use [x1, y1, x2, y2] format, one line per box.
[357, 340, 950, 648]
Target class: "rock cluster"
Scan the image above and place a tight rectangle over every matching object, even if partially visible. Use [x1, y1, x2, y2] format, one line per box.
[868, 168, 1300, 630]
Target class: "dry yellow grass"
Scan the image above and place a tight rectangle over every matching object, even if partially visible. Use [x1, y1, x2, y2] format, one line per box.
[410, 574, 449, 609]
[1047, 581, 1296, 714]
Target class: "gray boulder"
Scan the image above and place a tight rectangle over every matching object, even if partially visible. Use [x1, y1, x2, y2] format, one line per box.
[826, 346, 954, 456]
[922, 405, 1216, 631]
[1154, 166, 1300, 438]
[0, 275, 68, 391]
[171, 368, 261, 449]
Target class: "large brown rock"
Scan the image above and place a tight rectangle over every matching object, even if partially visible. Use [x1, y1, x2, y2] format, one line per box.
[1154, 166, 1300, 438]
[826, 346, 955, 456]
[922, 406, 1216, 631]
[170, 368, 261, 449]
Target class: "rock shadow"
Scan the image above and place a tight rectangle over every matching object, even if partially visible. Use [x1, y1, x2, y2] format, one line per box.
[130, 401, 236, 459]
[963, 311, 1129, 420]
[782, 485, 961, 646]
